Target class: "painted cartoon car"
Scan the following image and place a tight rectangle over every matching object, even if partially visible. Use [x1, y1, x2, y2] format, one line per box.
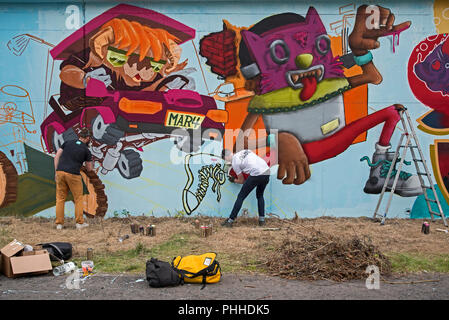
[40, 4, 227, 179]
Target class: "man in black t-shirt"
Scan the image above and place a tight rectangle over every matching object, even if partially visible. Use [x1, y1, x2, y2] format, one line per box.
[54, 128, 93, 230]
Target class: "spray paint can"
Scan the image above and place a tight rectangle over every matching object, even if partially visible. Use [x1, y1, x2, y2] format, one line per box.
[200, 225, 211, 238]
[146, 225, 156, 236]
[87, 248, 93, 261]
[422, 222, 430, 234]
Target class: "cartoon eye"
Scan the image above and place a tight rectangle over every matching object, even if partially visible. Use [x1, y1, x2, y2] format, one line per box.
[432, 60, 441, 71]
[446, 63, 449, 69]
[315, 34, 331, 56]
[269, 40, 290, 65]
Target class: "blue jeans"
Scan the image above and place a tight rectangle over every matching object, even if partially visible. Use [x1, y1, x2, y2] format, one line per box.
[229, 175, 270, 220]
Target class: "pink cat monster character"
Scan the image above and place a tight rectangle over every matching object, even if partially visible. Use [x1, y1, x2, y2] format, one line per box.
[232, 5, 421, 197]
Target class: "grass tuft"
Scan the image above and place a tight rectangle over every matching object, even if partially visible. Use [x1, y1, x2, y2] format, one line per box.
[388, 253, 449, 273]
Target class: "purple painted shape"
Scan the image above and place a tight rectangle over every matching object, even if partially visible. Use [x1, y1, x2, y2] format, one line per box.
[86, 78, 120, 102]
[80, 106, 117, 126]
[163, 89, 203, 108]
[50, 3, 195, 60]
[241, 7, 344, 95]
[414, 37, 449, 95]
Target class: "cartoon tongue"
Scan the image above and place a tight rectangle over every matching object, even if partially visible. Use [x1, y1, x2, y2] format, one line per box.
[300, 76, 317, 101]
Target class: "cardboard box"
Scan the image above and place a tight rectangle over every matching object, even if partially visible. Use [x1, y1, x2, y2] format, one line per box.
[1, 239, 52, 278]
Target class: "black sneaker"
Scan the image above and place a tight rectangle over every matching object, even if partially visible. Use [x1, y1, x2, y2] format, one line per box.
[221, 219, 233, 228]
[258, 220, 266, 227]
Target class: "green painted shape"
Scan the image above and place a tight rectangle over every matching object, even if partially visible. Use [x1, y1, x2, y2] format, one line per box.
[0, 144, 89, 217]
[296, 54, 313, 69]
[0, 173, 65, 217]
[248, 78, 351, 114]
[24, 143, 55, 181]
[411, 184, 447, 220]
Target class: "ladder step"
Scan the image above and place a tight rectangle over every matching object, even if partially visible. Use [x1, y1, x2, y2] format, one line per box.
[422, 185, 433, 189]
[413, 159, 424, 163]
[429, 210, 442, 217]
[400, 145, 418, 148]
[425, 199, 438, 203]
[417, 172, 428, 176]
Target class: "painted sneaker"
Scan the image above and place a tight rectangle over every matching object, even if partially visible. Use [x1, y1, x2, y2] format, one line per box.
[361, 144, 423, 197]
[76, 223, 89, 230]
[56, 224, 63, 230]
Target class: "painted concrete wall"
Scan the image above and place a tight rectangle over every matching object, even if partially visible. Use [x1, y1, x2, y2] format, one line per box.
[0, 0, 448, 220]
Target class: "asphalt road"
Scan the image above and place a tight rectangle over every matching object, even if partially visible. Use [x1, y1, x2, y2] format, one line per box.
[1, 272, 448, 300]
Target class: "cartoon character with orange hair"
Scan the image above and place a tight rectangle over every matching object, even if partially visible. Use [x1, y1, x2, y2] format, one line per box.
[58, 18, 193, 111]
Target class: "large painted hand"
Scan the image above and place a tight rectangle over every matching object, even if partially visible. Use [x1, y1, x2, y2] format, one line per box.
[83, 68, 112, 88]
[349, 5, 411, 56]
[277, 132, 311, 185]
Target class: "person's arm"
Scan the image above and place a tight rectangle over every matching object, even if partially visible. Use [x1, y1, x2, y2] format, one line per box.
[230, 155, 245, 184]
[54, 148, 63, 172]
[85, 161, 94, 172]
[84, 149, 94, 172]
[234, 173, 245, 184]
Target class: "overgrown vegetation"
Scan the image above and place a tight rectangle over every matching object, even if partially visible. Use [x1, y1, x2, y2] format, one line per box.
[1, 216, 449, 279]
[388, 253, 449, 273]
[72, 233, 192, 273]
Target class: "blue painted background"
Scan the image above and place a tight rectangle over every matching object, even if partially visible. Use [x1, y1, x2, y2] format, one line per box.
[0, 0, 444, 219]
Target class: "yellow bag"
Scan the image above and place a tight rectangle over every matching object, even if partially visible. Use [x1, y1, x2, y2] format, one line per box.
[171, 252, 221, 289]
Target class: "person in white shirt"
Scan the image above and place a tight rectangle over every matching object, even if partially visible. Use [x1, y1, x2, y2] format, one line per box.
[221, 149, 270, 227]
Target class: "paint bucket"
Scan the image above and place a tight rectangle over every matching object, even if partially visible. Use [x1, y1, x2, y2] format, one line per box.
[81, 260, 94, 276]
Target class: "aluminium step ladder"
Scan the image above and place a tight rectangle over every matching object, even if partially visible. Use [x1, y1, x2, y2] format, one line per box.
[373, 108, 448, 227]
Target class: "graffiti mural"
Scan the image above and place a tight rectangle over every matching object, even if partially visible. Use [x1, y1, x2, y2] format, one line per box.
[0, 1, 445, 219]
[200, 5, 422, 198]
[182, 153, 226, 215]
[40, 4, 227, 181]
[408, 32, 449, 217]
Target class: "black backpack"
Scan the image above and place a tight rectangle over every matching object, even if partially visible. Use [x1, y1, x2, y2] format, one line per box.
[38, 242, 73, 262]
[146, 258, 182, 288]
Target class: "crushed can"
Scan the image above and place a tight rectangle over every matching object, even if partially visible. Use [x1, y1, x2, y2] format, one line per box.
[119, 234, 130, 243]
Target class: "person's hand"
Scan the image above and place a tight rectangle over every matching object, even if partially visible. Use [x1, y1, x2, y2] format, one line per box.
[349, 5, 411, 56]
[228, 175, 236, 183]
[83, 68, 112, 88]
[277, 132, 311, 185]
[165, 68, 197, 90]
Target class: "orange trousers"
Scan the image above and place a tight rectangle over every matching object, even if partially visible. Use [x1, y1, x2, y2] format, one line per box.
[55, 171, 84, 225]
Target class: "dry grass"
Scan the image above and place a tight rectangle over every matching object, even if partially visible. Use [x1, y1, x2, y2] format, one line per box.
[0, 215, 448, 279]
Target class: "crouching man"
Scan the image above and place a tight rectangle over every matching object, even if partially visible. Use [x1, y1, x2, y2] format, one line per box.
[221, 149, 270, 228]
